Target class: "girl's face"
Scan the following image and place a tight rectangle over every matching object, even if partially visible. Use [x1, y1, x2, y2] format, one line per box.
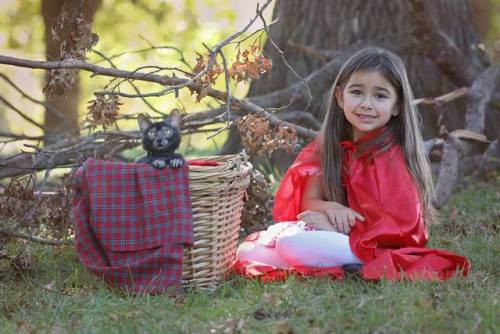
[335, 70, 399, 141]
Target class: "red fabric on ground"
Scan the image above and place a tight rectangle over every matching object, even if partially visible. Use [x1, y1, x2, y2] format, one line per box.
[232, 259, 344, 282]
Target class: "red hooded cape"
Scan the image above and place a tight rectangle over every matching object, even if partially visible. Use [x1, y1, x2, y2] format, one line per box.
[234, 131, 470, 281]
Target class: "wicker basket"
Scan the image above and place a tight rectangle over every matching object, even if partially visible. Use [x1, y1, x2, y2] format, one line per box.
[182, 153, 252, 289]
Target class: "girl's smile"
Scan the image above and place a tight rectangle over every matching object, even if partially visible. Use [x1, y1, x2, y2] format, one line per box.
[335, 70, 399, 140]
[353, 113, 376, 121]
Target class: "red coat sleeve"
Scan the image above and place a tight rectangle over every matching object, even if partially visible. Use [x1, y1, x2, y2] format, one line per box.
[272, 140, 321, 222]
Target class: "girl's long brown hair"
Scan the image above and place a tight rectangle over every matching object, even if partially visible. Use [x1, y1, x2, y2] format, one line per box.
[319, 47, 437, 224]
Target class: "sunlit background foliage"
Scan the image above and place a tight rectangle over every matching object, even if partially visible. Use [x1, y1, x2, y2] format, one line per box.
[0, 0, 274, 156]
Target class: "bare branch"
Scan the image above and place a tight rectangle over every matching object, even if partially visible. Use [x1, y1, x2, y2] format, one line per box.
[230, 1, 280, 47]
[98, 0, 275, 99]
[480, 139, 500, 171]
[218, 49, 231, 125]
[433, 65, 499, 207]
[0, 226, 73, 246]
[0, 132, 139, 179]
[0, 95, 45, 130]
[434, 133, 462, 208]
[279, 110, 322, 130]
[0, 73, 70, 126]
[414, 87, 469, 106]
[424, 138, 444, 155]
[0, 132, 45, 141]
[91, 49, 166, 116]
[92, 43, 190, 68]
[465, 65, 500, 134]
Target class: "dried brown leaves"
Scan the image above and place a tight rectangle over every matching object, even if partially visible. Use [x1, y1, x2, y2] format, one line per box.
[189, 53, 224, 102]
[237, 114, 298, 155]
[189, 45, 272, 102]
[44, 68, 77, 97]
[42, 174, 74, 240]
[241, 169, 273, 235]
[192, 53, 223, 86]
[0, 175, 74, 245]
[0, 178, 36, 223]
[229, 45, 272, 83]
[82, 94, 122, 130]
[44, 3, 99, 97]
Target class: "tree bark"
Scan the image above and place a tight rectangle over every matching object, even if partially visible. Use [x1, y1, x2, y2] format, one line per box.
[471, 0, 492, 40]
[222, 0, 497, 170]
[41, 0, 101, 144]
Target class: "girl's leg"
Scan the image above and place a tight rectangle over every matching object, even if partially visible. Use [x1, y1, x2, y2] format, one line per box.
[236, 241, 290, 269]
[275, 229, 362, 267]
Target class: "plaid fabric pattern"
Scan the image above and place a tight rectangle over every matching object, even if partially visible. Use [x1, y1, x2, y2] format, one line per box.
[72, 158, 193, 293]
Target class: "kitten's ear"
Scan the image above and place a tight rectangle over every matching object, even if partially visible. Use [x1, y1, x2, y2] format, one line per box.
[167, 109, 182, 128]
[138, 113, 153, 132]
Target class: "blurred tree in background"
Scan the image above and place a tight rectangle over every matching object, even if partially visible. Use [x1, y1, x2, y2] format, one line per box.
[41, 0, 101, 143]
[0, 0, 246, 155]
[221, 0, 500, 171]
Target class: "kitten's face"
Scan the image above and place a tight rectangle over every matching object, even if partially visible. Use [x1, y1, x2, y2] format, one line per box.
[144, 122, 180, 152]
[138, 112, 181, 153]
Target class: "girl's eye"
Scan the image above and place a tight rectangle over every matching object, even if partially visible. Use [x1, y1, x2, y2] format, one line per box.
[350, 90, 362, 96]
[376, 94, 388, 99]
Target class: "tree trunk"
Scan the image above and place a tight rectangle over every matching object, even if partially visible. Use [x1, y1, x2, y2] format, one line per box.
[222, 0, 497, 171]
[41, 0, 100, 144]
[471, 0, 492, 40]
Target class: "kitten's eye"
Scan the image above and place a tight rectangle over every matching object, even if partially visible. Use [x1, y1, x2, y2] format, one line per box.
[148, 129, 155, 137]
[164, 128, 172, 137]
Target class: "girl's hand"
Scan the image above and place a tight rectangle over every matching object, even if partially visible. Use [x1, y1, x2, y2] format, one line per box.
[297, 210, 337, 231]
[323, 202, 365, 235]
[300, 174, 365, 234]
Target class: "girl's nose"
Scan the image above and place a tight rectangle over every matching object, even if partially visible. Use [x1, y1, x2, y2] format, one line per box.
[360, 97, 374, 110]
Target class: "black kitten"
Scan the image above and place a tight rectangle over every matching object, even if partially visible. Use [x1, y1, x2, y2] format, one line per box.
[136, 110, 185, 169]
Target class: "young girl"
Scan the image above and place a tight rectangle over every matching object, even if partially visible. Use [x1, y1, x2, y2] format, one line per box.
[233, 47, 470, 281]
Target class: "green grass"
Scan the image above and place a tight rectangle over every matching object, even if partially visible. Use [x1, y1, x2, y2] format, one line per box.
[1, 178, 499, 334]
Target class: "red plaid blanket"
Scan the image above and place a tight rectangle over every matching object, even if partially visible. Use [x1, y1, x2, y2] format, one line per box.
[72, 158, 193, 293]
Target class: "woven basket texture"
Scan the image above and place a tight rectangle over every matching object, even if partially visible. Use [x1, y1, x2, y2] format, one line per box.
[182, 153, 252, 289]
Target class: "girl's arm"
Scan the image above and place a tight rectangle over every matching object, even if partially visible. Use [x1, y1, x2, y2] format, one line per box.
[301, 175, 365, 234]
